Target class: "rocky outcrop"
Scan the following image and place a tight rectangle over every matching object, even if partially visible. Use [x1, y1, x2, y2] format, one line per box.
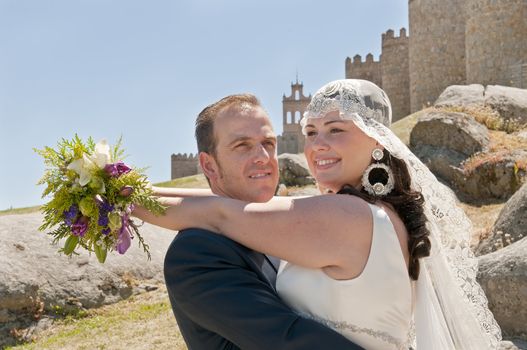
[409, 106, 527, 201]
[435, 84, 486, 108]
[410, 110, 490, 156]
[278, 153, 315, 186]
[477, 182, 527, 255]
[434, 84, 527, 126]
[409, 110, 493, 199]
[0, 212, 176, 347]
[478, 237, 527, 339]
[460, 150, 527, 201]
[485, 85, 527, 125]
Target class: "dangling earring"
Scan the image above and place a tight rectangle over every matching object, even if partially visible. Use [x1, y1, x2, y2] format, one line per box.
[361, 148, 394, 196]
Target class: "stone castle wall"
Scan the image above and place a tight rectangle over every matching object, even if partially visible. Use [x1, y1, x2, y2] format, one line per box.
[171, 153, 200, 179]
[345, 54, 382, 88]
[409, 0, 466, 112]
[381, 28, 410, 122]
[344, 0, 526, 118]
[465, 0, 527, 88]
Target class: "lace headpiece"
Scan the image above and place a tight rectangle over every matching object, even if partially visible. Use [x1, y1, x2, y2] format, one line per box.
[301, 79, 391, 130]
[301, 79, 501, 349]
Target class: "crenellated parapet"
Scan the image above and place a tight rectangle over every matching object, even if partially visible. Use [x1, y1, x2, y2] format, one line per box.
[345, 53, 382, 88]
[381, 28, 410, 121]
[171, 153, 200, 179]
[381, 28, 408, 47]
[171, 153, 199, 161]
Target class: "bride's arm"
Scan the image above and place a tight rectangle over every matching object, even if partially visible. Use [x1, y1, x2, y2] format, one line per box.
[133, 194, 371, 270]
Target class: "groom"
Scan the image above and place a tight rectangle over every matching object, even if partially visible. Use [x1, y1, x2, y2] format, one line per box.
[163, 94, 360, 349]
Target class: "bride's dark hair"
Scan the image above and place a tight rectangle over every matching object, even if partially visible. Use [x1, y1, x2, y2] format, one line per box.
[336, 149, 431, 280]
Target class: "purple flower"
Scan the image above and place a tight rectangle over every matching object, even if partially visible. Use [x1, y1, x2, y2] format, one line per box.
[63, 205, 79, 226]
[98, 214, 109, 227]
[119, 186, 134, 197]
[94, 195, 113, 213]
[116, 218, 132, 254]
[104, 161, 132, 178]
[102, 227, 111, 236]
[71, 216, 89, 237]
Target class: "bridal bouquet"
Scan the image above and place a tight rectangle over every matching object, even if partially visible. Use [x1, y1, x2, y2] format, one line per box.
[34, 135, 165, 263]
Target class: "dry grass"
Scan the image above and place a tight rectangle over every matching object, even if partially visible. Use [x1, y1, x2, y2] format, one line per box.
[154, 174, 209, 189]
[0, 206, 41, 216]
[390, 109, 427, 146]
[461, 128, 527, 175]
[7, 285, 187, 350]
[487, 129, 527, 153]
[437, 105, 527, 133]
[458, 201, 505, 247]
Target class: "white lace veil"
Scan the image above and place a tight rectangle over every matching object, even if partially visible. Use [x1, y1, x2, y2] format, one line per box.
[301, 79, 502, 349]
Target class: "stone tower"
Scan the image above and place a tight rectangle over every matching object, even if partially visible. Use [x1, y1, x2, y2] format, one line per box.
[345, 53, 382, 88]
[408, 0, 467, 112]
[278, 79, 311, 154]
[171, 153, 200, 179]
[381, 28, 410, 122]
[465, 0, 527, 88]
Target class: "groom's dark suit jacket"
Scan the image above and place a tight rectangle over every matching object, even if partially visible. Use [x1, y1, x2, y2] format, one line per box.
[164, 228, 362, 350]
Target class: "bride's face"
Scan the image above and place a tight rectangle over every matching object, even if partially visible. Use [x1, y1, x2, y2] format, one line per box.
[303, 111, 378, 193]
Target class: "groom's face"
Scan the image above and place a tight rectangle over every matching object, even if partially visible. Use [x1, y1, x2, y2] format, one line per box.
[202, 105, 279, 202]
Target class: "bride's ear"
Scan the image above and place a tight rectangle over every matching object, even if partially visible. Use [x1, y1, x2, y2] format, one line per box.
[199, 152, 219, 182]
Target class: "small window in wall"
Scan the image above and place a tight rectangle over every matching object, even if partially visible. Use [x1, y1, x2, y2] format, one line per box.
[295, 111, 302, 123]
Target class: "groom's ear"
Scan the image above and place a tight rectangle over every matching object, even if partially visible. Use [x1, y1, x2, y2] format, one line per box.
[199, 152, 220, 182]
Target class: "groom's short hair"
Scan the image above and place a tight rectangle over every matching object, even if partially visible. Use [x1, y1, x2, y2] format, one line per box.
[195, 94, 262, 157]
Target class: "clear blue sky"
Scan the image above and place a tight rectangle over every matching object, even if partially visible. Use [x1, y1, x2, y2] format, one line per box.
[0, 0, 408, 210]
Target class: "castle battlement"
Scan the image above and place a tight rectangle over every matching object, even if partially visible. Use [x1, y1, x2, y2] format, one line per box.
[348, 53, 380, 65]
[382, 28, 408, 46]
[345, 53, 382, 90]
[171, 152, 200, 180]
[171, 153, 198, 160]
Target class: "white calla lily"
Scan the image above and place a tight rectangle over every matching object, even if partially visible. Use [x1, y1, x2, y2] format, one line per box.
[90, 140, 112, 168]
[67, 154, 95, 186]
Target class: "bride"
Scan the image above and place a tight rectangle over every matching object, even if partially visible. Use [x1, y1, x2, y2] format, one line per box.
[134, 79, 501, 349]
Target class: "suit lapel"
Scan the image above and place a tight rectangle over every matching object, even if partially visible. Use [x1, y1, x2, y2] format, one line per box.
[245, 250, 278, 289]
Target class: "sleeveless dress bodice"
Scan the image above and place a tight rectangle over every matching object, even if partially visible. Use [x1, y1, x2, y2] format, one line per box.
[276, 204, 413, 350]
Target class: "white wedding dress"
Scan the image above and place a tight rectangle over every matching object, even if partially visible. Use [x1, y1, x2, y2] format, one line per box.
[276, 203, 413, 350]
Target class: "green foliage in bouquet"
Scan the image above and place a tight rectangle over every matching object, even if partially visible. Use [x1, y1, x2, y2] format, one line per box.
[34, 135, 165, 263]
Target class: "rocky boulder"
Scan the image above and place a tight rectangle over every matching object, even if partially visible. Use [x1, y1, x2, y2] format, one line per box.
[0, 212, 176, 347]
[435, 84, 485, 108]
[485, 85, 527, 125]
[458, 150, 527, 201]
[278, 153, 315, 186]
[477, 182, 527, 255]
[409, 109, 527, 201]
[409, 110, 489, 196]
[410, 110, 490, 156]
[477, 237, 527, 339]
